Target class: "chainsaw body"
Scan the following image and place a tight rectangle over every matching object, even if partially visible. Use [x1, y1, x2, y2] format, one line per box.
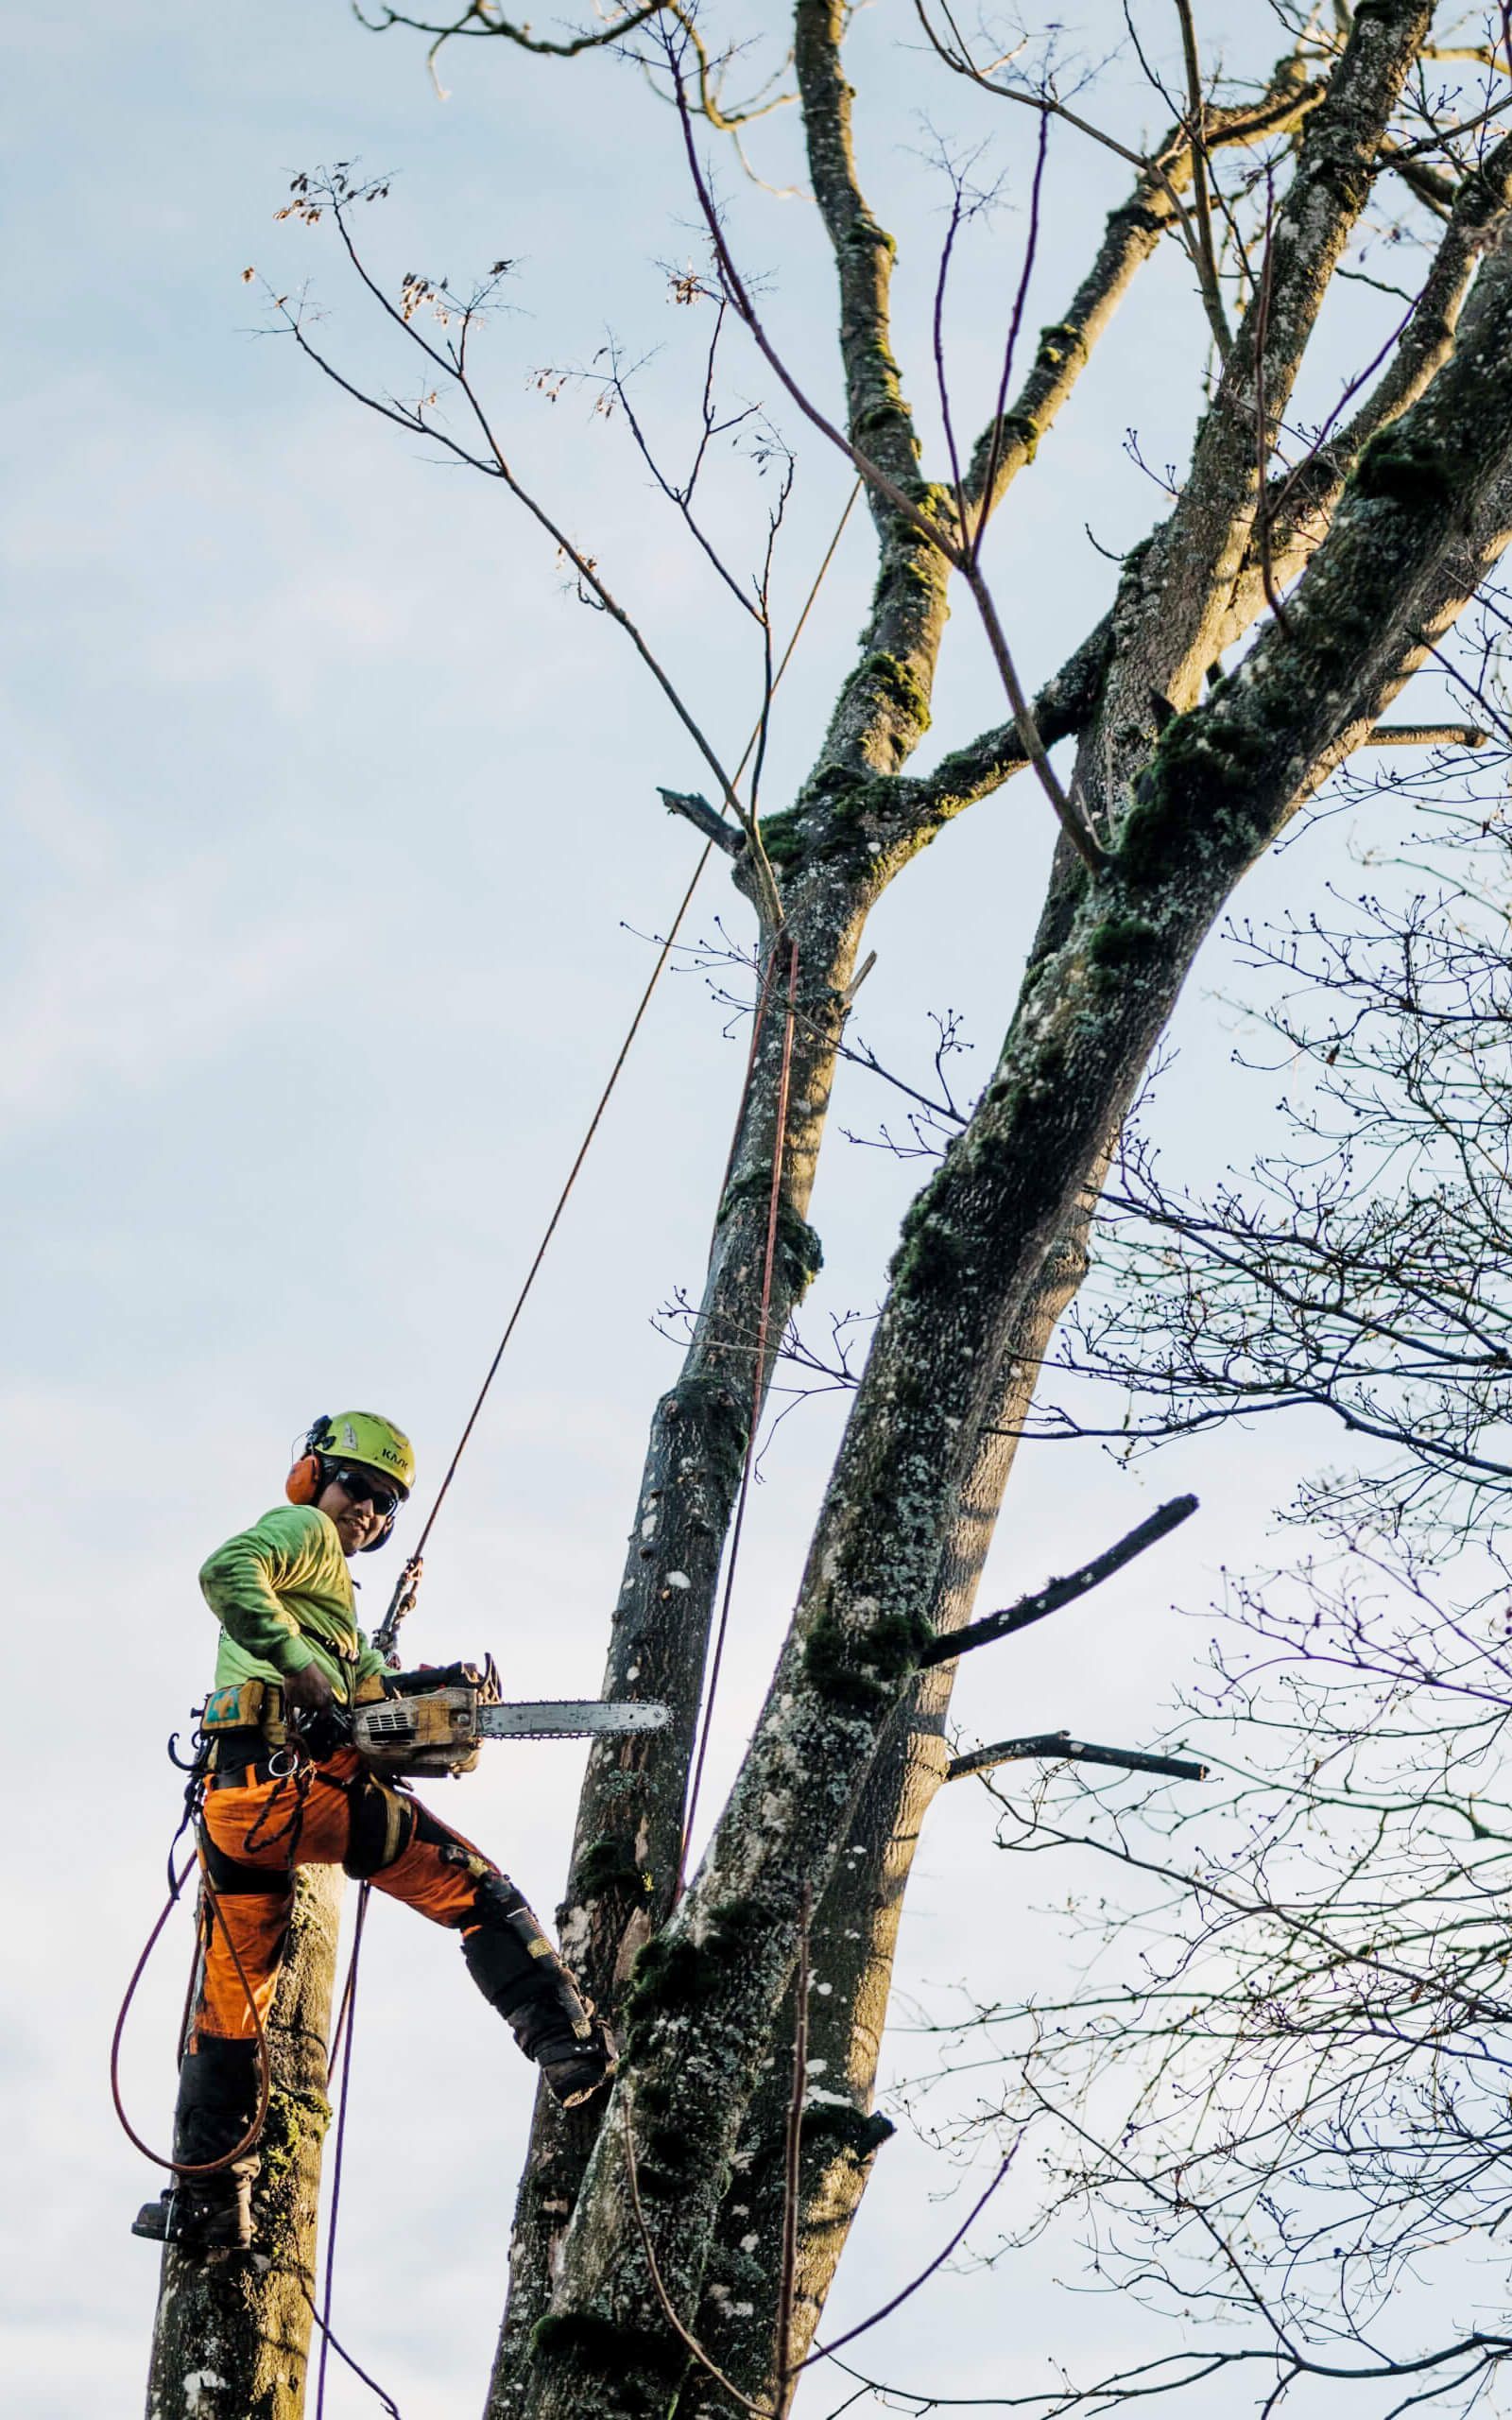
[352, 1685, 486, 1778]
[350, 1684, 671, 1779]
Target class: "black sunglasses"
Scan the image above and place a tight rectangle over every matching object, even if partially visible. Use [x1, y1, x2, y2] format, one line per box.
[328, 1464, 403, 1517]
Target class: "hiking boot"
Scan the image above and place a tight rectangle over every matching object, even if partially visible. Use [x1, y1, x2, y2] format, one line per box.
[131, 2171, 253, 2252]
[132, 2033, 262, 2251]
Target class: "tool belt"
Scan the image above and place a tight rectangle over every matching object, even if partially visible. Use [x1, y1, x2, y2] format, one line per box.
[199, 1674, 384, 1773]
[202, 1679, 290, 1754]
[199, 1667, 498, 1783]
[208, 1727, 284, 1788]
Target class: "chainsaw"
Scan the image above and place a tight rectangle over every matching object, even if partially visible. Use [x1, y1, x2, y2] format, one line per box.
[345, 1662, 671, 1779]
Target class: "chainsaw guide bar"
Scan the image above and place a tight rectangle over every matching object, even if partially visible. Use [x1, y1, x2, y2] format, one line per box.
[351, 1687, 670, 1778]
[478, 1700, 671, 1739]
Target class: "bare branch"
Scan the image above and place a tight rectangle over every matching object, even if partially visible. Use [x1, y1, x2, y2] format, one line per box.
[918, 1496, 1199, 1668]
[667, 35, 1107, 867]
[662, 786, 744, 855]
[1366, 719, 1488, 745]
[946, 1731, 1210, 1784]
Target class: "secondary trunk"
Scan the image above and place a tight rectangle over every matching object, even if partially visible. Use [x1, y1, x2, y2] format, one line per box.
[689, 1220, 1095, 2409]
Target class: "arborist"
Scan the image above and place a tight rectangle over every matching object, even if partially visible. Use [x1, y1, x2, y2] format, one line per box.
[132, 1409, 616, 2254]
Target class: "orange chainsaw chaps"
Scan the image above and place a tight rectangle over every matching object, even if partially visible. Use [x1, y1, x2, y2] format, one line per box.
[191, 1748, 496, 2045]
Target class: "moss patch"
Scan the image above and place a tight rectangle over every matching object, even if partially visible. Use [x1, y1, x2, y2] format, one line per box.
[1035, 320, 1089, 377]
[839, 649, 934, 738]
[756, 808, 805, 870]
[1087, 915, 1160, 984]
[801, 2102, 897, 2162]
[530, 2311, 685, 2404]
[1116, 702, 1277, 886]
[715, 1177, 824, 1295]
[258, 2084, 329, 2183]
[574, 1838, 655, 1900]
[887, 1184, 963, 1294]
[802, 1605, 933, 1712]
[625, 1896, 772, 2044]
[1354, 427, 1453, 513]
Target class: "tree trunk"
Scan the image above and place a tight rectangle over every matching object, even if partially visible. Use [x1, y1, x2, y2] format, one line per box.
[144, 1868, 343, 2420]
[689, 1221, 1095, 2409]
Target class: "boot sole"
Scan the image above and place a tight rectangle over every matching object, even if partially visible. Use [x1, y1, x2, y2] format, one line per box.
[131, 2200, 252, 2252]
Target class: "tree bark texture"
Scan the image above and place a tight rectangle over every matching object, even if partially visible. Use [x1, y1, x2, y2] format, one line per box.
[689, 1225, 1095, 2412]
[145, 1867, 342, 2420]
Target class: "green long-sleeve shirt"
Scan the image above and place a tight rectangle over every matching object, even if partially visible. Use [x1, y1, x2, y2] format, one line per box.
[199, 1503, 387, 1703]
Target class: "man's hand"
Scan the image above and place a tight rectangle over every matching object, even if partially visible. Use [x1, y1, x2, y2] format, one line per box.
[284, 1659, 335, 1716]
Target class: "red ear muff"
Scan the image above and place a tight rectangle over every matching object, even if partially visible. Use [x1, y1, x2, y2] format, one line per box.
[285, 1454, 323, 1506]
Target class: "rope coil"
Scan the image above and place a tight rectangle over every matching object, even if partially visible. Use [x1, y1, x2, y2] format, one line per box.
[110, 1752, 272, 2178]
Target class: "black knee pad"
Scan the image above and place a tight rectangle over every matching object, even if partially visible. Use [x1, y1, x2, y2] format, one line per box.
[342, 1773, 418, 1879]
[460, 1875, 592, 2048]
[200, 1827, 290, 1901]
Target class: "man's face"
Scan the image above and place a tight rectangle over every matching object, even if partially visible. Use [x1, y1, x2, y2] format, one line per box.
[316, 1464, 400, 1558]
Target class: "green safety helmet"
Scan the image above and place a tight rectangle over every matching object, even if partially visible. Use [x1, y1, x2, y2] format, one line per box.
[311, 1409, 416, 1495]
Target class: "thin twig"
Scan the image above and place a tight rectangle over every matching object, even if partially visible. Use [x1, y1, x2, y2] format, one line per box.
[915, 0, 1295, 350]
[969, 111, 1051, 547]
[932, 181, 974, 546]
[1173, 0, 1233, 359]
[269, 177, 788, 928]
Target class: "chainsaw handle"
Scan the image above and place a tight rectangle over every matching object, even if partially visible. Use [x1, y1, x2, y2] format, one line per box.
[386, 1658, 501, 1702]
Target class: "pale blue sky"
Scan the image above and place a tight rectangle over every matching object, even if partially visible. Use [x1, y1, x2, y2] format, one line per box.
[2, 5, 1469, 2413]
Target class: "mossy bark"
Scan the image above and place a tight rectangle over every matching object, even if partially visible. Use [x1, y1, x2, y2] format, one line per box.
[144, 1866, 342, 2420]
[687, 1227, 1093, 2410]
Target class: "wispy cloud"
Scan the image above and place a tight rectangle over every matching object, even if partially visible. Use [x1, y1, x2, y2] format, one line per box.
[1, 832, 335, 1125]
